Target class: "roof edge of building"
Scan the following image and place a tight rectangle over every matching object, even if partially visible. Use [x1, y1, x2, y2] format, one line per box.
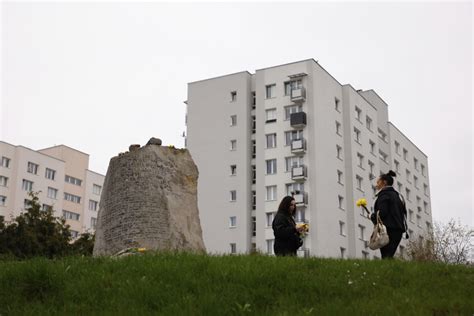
[388, 122, 428, 158]
[38, 144, 90, 157]
[188, 71, 252, 85]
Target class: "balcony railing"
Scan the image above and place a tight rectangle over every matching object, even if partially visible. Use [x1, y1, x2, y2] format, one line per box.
[291, 165, 307, 181]
[291, 138, 306, 154]
[290, 87, 306, 102]
[293, 191, 308, 207]
[290, 112, 307, 128]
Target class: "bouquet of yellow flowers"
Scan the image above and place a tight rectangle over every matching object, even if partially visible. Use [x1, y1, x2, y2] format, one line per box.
[296, 223, 309, 238]
[356, 198, 370, 218]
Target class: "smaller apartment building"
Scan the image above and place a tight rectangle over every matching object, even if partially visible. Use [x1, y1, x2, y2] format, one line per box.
[0, 141, 104, 237]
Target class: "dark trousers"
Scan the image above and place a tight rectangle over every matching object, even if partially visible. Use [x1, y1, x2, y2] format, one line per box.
[380, 228, 403, 259]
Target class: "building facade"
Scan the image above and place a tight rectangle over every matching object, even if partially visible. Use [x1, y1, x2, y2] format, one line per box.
[186, 59, 433, 259]
[0, 142, 104, 237]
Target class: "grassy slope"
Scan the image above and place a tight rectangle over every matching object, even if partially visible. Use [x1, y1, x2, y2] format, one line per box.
[0, 253, 472, 315]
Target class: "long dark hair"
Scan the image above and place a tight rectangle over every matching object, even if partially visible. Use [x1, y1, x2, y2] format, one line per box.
[380, 170, 397, 186]
[278, 196, 295, 215]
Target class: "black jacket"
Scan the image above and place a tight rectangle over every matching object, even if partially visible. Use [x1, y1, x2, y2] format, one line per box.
[371, 186, 407, 231]
[272, 211, 303, 256]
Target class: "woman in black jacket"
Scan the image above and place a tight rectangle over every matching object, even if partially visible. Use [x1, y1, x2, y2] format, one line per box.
[272, 196, 304, 256]
[371, 170, 408, 259]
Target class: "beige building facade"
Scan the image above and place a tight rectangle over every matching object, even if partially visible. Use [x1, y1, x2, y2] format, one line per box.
[0, 141, 104, 237]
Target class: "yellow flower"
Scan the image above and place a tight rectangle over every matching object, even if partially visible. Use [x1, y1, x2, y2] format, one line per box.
[356, 198, 367, 207]
[137, 248, 147, 253]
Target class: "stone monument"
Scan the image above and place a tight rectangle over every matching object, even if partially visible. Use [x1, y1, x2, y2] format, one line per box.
[93, 138, 206, 256]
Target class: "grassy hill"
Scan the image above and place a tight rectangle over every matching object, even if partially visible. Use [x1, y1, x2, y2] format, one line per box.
[0, 252, 472, 315]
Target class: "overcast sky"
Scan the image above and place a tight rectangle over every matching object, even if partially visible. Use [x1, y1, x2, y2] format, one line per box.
[1, 2, 472, 226]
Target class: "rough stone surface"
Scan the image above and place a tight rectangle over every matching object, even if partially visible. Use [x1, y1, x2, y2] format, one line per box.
[129, 144, 141, 152]
[146, 137, 162, 146]
[93, 145, 205, 256]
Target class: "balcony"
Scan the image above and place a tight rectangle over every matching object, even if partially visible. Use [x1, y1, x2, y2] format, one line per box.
[290, 112, 307, 128]
[290, 87, 306, 102]
[293, 191, 308, 207]
[291, 138, 306, 154]
[292, 165, 307, 181]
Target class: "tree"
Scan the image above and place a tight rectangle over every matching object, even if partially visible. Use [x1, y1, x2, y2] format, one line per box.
[407, 219, 473, 265]
[0, 192, 71, 259]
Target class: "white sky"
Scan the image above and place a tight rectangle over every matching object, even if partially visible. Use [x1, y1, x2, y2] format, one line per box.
[1, 1, 472, 226]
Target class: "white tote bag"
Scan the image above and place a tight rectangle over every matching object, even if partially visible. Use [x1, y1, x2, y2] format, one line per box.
[369, 212, 390, 250]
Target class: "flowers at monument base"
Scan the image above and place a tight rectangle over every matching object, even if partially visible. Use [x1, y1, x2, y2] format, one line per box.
[356, 198, 367, 207]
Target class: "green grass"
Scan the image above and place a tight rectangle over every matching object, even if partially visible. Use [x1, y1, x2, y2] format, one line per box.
[0, 253, 472, 315]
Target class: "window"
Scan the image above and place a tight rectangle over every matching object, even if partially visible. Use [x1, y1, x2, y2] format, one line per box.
[284, 80, 302, 96]
[0, 176, 8, 187]
[42, 204, 52, 212]
[93, 184, 102, 195]
[230, 190, 237, 202]
[230, 140, 237, 151]
[230, 165, 237, 176]
[339, 221, 346, 236]
[0, 196, 6, 206]
[24, 199, 31, 209]
[405, 188, 411, 201]
[64, 192, 81, 204]
[423, 201, 429, 213]
[409, 209, 414, 222]
[366, 116, 372, 131]
[252, 216, 256, 236]
[230, 91, 237, 102]
[286, 183, 304, 196]
[336, 121, 342, 136]
[251, 91, 256, 108]
[265, 84, 276, 99]
[266, 159, 277, 175]
[65, 175, 82, 186]
[251, 115, 256, 134]
[357, 153, 364, 168]
[426, 221, 432, 232]
[395, 141, 400, 155]
[285, 130, 304, 146]
[354, 128, 361, 143]
[265, 108, 277, 123]
[337, 170, 343, 184]
[336, 145, 343, 160]
[406, 169, 412, 183]
[356, 175, 363, 191]
[1, 157, 10, 168]
[63, 210, 80, 221]
[252, 190, 256, 210]
[266, 212, 275, 227]
[415, 214, 421, 227]
[266, 133, 277, 148]
[229, 216, 237, 227]
[355, 106, 362, 121]
[369, 140, 375, 155]
[230, 115, 237, 126]
[27, 162, 39, 174]
[414, 176, 419, 188]
[394, 160, 400, 173]
[266, 239, 274, 255]
[340, 247, 346, 259]
[368, 160, 375, 177]
[251, 140, 256, 158]
[379, 150, 388, 163]
[89, 200, 98, 211]
[70, 230, 79, 238]
[295, 209, 305, 222]
[284, 104, 303, 120]
[251, 165, 256, 184]
[423, 184, 429, 196]
[421, 164, 425, 176]
[378, 129, 387, 142]
[47, 187, 58, 199]
[358, 224, 365, 240]
[22, 179, 33, 192]
[266, 185, 277, 201]
[397, 181, 403, 193]
[45, 168, 56, 180]
[91, 217, 97, 229]
[285, 156, 303, 172]
[338, 195, 344, 209]
[403, 148, 408, 161]
[414, 158, 419, 170]
[335, 98, 341, 112]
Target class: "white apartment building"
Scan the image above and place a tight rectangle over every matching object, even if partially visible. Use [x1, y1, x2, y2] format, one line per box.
[186, 59, 433, 259]
[0, 141, 104, 237]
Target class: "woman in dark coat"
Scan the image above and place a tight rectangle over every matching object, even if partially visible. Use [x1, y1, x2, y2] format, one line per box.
[371, 170, 408, 259]
[272, 196, 304, 256]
